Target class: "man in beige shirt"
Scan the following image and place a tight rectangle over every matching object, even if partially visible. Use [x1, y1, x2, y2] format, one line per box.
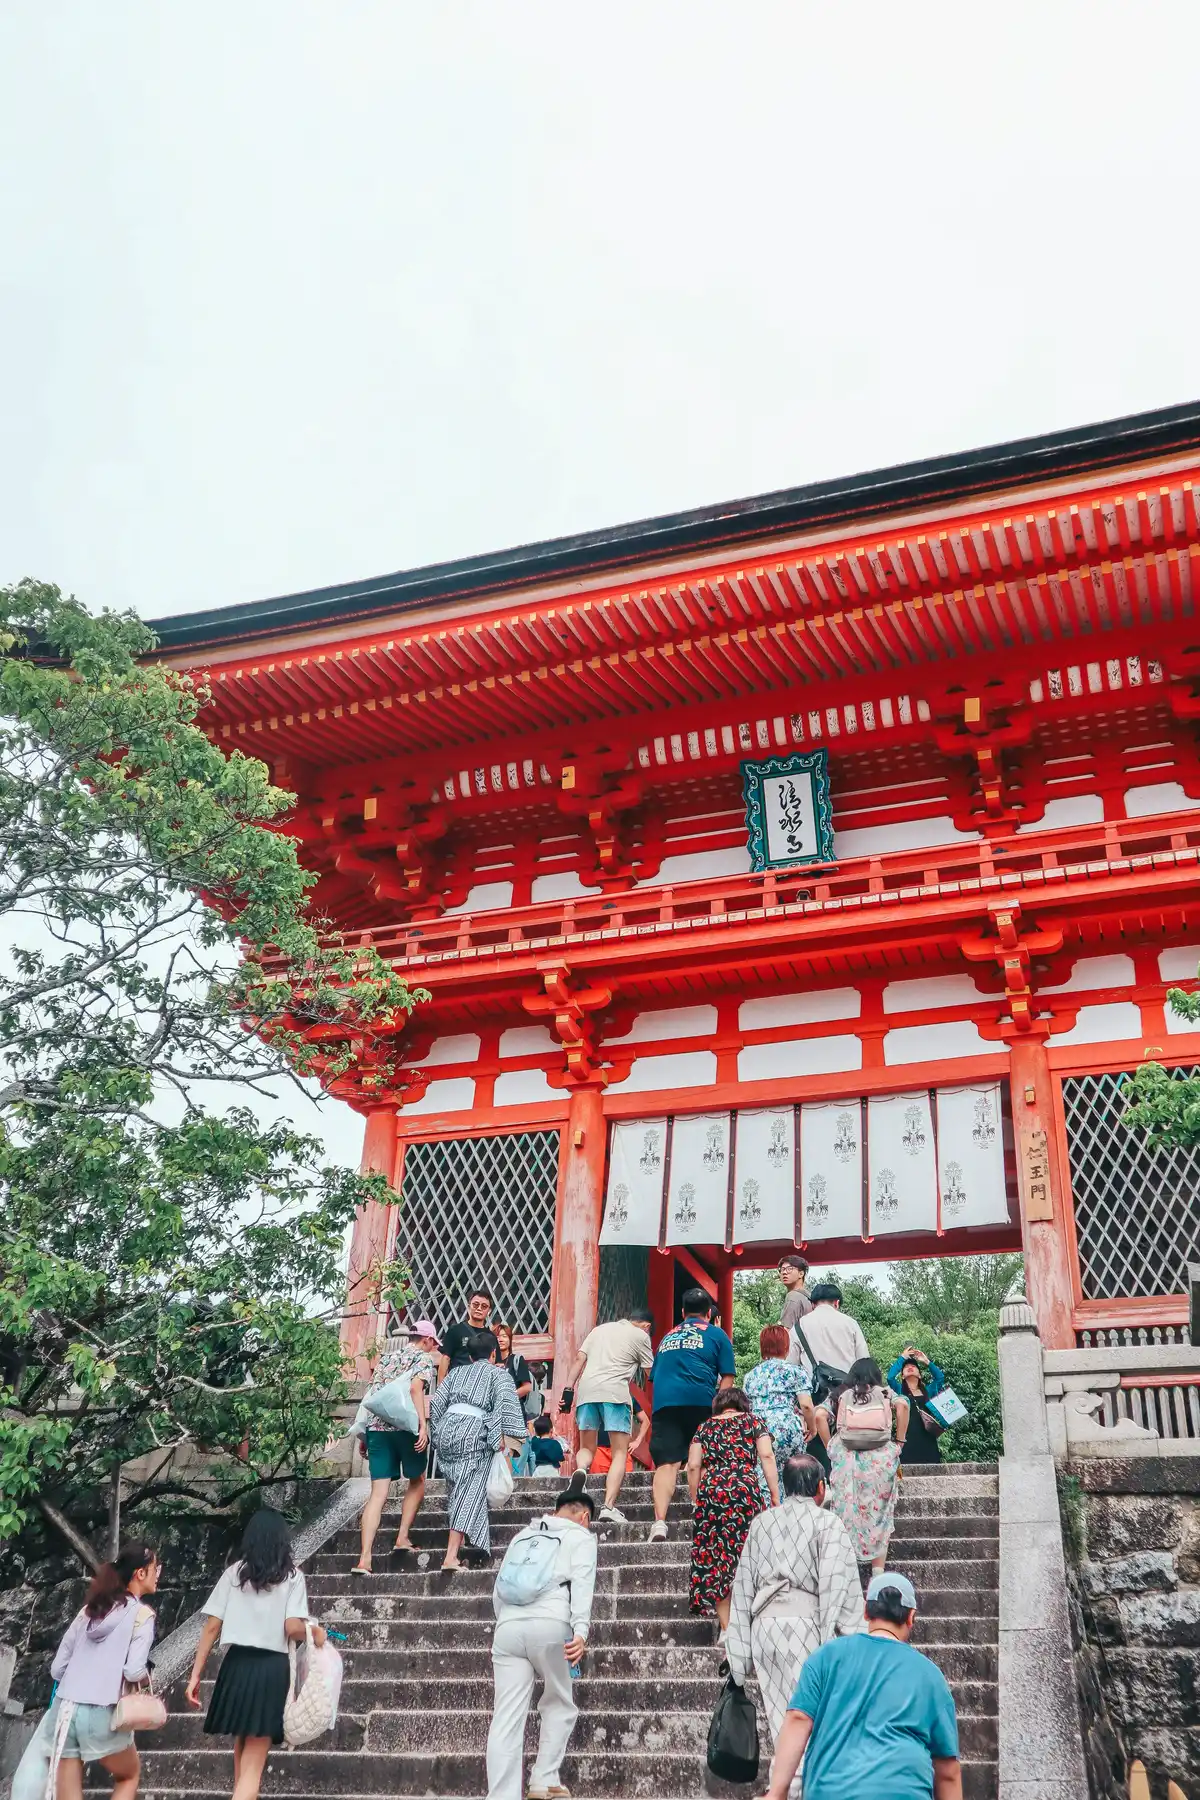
[558, 1310, 654, 1522]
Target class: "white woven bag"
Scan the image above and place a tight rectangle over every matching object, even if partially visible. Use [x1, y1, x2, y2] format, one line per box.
[283, 1621, 338, 1747]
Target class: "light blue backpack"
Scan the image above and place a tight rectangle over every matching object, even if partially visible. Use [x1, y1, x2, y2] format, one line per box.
[494, 1520, 564, 1607]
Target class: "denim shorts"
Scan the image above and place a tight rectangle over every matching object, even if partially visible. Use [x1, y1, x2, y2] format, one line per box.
[31, 1698, 134, 1764]
[577, 1401, 632, 1434]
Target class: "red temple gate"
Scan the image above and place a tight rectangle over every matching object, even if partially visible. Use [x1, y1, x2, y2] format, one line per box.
[156, 401, 1200, 1381]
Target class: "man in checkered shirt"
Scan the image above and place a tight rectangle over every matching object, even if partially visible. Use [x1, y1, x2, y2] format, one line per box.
[726, 1452, 864, 1799]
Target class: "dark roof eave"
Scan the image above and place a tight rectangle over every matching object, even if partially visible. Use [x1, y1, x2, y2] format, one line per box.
[153, 398, 1200, 654]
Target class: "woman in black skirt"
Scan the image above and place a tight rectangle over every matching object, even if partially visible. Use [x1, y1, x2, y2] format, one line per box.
[184, 1509, 325, 1800]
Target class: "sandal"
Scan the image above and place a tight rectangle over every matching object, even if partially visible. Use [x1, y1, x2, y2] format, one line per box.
[351, 1563, 374, 1576]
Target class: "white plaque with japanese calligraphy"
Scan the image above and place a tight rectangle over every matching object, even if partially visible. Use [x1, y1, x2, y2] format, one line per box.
[798, 1101, 863, 1241]
[665, 1112, 731, 1246]
[732, 1107, 796, 1244]
[601, 1118, 667, 1246]
[867, 1091, 939, 1236]
[742, 749, 835, 872]
[935, 1082, 1010, 1229]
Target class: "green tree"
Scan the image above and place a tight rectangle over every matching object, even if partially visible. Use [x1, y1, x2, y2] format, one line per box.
[0, 581, 426, 1555]
[887, 1254, 1023, 1335]
[1121, 1055, 1200, 1147]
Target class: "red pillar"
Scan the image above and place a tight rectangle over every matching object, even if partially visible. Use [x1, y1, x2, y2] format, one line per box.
[717, 1262, 735, 1339]
[549, 1086, 606, 1401]
[1008, 1036, 1076, 1349]
[648, 1249, 675, 1345]
[340, 1106, 399, 1377]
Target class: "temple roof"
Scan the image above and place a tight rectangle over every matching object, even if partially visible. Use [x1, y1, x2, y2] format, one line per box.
[154, 399, 1200, 654]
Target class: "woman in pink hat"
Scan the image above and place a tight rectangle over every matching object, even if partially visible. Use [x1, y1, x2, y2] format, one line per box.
[353, 1320, 442, 1572]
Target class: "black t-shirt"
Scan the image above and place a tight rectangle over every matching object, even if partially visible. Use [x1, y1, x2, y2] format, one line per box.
[505, 1352, 533, 1393]
[443, 1320, 477, 1368]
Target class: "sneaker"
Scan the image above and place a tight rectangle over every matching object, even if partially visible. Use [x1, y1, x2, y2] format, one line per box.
[648, 1519, 668, 1543]
[598, 1505, 628, 1524]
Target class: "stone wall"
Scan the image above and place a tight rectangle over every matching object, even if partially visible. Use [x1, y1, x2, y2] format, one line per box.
[1066, 1454, 1200, 1800]
[0, 1477, 343, 1711]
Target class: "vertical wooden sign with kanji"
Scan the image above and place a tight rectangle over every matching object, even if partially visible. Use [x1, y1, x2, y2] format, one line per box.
[741, 748, 835, 873]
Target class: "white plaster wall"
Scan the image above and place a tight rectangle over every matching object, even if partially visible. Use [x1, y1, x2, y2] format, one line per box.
[411, 1033, 482, 1067]
[832, 816, 979, 859]
[530, 870, 604, 903]
[1025, 793, 1104, 830]
[1051, 1003, 1143, 1046]
[442, 881, 514, 915]
[498, 1024, 558, 1058]
[400, 1076, 476, 1114]
[1123, 781, 1196, 818]
[881, 974, 988, 1014]
[493, 1068, 557, 1105]
[1165, 1004, 1200, 1035]
[737, 1034, 862, 1081]
[606, 1005, 719, 1044]
[883, 1020, 999, 1064]
[1039, 954, 1136, 995]
[739, 988, 861, 1029]
[1160, 945, 1200, 981]
[636, 845, 752, 886]
[605, 1050, 719, 1093]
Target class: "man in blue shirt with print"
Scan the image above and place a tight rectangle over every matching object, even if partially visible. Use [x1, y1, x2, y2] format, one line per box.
[647, 1287, 735, 1542]
[764, 1572, 962, 1800]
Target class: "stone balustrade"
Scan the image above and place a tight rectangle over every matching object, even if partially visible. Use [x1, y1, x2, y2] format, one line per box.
[1042, 1342, 1200, 1460]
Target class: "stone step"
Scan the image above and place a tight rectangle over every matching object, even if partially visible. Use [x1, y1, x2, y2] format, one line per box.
[330, 1510, 1000, 1557]
[135, 1701, 999, 1767]
[322, 1615, 721, 1648]
[201, 1635, 996, 1692]
[308, 1555, 998, 1603]
[317, 1606, 998, 1651]
[319, 1589, 997, 1632]
[317, 1527, 999, 1573]
[376, 1480, 999, 1523]
[186, 1675, 998, 1732]
[134, 1760, 999, 1798]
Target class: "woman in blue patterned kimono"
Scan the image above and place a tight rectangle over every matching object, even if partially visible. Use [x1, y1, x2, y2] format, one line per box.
[744, 1325, 817, 1498]
[428, 1329, 525, 1569]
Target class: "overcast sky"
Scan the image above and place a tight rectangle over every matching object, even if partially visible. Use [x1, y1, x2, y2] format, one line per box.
[4, 0, 1198, 1216]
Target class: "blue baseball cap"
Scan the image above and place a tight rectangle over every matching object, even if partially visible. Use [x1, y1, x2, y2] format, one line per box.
[867, 1571, 918, 1611]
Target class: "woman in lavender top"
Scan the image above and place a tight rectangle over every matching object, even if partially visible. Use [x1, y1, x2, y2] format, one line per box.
[15, 1541, 161, 1800]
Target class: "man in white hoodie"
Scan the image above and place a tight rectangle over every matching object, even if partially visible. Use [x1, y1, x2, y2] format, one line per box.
[485, 1471, 598, 1800]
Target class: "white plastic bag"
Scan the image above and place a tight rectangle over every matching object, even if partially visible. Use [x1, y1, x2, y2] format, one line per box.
[487, 1448, 515, 1507]
[283, 1622, 344, 1746]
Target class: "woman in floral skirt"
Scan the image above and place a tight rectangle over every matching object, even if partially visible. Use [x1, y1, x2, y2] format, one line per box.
[828, 1357, 909, 1573]
[686, 1388, 779, 1636]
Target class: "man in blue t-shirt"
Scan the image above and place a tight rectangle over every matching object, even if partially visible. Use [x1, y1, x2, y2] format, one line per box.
[764, 1572, 962, 1800]
[647, 1287, 735, 1542]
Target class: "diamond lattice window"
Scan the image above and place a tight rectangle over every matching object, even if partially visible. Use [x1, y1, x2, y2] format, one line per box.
[394, 1129, 560, 1334]
[1063, 1068, 1200, 1301]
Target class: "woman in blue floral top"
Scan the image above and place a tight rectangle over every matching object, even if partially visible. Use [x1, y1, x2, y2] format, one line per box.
[353, 1321, 441, 1572]
[744, 1325, 817, 1497]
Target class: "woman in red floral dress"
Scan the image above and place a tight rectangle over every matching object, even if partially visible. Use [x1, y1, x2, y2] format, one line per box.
[686, 1388, 780, 1633]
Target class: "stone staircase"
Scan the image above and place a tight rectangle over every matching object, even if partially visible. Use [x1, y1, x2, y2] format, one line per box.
[136, 1464, 999, 1800]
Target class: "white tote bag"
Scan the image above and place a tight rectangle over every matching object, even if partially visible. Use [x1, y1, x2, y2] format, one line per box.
[487, 1448, 515, 1507]
[283, 1621, 344, 1746]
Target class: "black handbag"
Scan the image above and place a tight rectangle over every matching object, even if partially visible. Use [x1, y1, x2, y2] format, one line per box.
[707, 1676, 760, 1783]
[791, 1323, 849, 1410]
